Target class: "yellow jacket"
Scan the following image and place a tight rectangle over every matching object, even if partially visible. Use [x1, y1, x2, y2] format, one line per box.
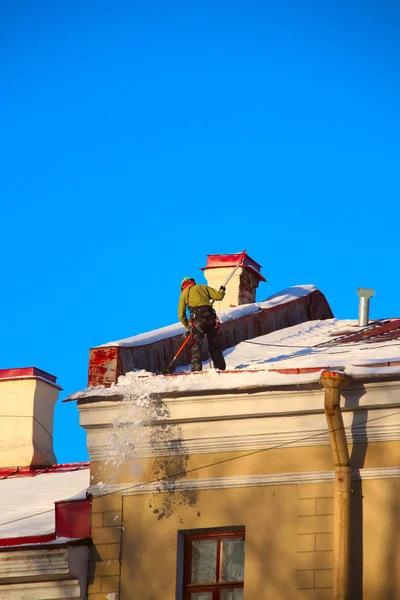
[178, 284, 225, 328]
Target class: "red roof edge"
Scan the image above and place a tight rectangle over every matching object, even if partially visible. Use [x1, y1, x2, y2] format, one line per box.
[0, 461, 90, 479]
[353, 360, 400, 368]
[0, 533, 56, 547]
[269, 367, 329, 375]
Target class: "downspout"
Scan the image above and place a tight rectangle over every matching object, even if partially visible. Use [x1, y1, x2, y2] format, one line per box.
[320, 370, 352, 600]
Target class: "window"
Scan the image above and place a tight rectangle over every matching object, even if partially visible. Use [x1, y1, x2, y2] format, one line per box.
[184, 529, 245, 600]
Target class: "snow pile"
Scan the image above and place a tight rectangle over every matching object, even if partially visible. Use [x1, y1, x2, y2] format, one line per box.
[256, 284, 317, 310]
[225, 318, 400, 373]
[97, 285, 319, 348]
[69, 368, 324, 401]
[100, 322, 187, 348]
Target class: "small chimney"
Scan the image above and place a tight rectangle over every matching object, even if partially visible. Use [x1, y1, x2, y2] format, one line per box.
[357, 288, 375, 327]
[201, 252, 266, 312]
[0, 367, 62, 468]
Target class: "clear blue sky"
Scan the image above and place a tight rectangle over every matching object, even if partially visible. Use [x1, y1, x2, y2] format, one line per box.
[1, 1, 399, 464]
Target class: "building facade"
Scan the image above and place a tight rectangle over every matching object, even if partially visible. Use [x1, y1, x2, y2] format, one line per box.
[74, 365, 400, 600]
[75, 321, 400, 600]
[70, 248, 400, 600]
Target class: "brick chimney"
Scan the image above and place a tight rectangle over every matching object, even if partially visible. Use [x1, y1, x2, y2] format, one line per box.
[0, 367, 62, 468]
[201, 252, 266, 312]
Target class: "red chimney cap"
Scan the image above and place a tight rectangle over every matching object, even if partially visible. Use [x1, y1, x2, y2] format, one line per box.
[200, 252, 266, 282]
[0, 367, 61, 389]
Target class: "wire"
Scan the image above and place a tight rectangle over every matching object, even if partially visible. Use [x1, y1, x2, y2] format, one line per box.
[1, 407, 399, 530]
[241, 319, 400, 351]
[33, 417, 53, 441]
[241, 339, 353, 365]
[98, 408, 400, 498]
[241, 337, 400, 367]
[243, 340, 318, 349]
[243, 339, 400, 351]
[0, 508, 55, 527]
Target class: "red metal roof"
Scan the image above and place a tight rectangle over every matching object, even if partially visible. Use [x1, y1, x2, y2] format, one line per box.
[315, 319, 400, 347]
[0, 499, 91, 547]
[0, 462, 90, 547]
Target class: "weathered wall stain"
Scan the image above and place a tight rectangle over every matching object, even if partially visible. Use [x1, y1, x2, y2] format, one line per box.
[146, 395, 197, 520]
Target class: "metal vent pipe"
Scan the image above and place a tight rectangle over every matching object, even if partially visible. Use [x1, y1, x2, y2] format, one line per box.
[357, 288, 375, 327]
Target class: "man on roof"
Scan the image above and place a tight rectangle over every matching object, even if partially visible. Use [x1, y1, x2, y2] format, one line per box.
[178, 277, 226, 372]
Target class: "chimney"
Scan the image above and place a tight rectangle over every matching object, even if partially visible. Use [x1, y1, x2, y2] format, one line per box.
[201, 252, 266, 312]
[357, 288, 375, 327]
[0, 367, 62, 468]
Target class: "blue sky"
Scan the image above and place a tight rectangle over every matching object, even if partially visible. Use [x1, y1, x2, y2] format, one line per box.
[1, 0, 399, 464]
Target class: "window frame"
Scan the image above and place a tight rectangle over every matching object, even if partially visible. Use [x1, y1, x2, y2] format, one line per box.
[183, 529, 245, 600]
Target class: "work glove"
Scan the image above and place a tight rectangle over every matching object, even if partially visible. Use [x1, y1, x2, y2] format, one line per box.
[219, 286, 226, 292]
[182, 329, 191, 340]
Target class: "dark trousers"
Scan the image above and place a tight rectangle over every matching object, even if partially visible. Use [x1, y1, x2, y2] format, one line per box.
[189, 306, 226, 372]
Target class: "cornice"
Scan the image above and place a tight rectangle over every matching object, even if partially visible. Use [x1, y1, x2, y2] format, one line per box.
[78, 380, 400, 425]
[78, 380, 400, 461]
[88, 466, 400, 497]
[85, 408, 400, 460]
[0, 547, 69, 579]
[0, 579, 81, 599]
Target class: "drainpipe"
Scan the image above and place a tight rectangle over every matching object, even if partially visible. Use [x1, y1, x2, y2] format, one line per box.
[320, 370, 352, 600]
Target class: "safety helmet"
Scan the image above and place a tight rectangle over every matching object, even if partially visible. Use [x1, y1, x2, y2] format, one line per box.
[181, 276, 195, 291]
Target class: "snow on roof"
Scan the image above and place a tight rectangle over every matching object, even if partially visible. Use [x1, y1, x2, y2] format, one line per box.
[97, 285, 318, 348]
[0, 464, 90, 540]
[69, 317, 400, 401]
[223, 318, 400, 372]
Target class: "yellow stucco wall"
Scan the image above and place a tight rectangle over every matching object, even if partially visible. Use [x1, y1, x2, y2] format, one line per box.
[0, 377, 58, 467]
[203, 266, 244, 311]
[0, 379, 37, 416]
[34, 379, 58, 442]
[352, 477, 400, 599]
[87, 439, 400, 600]
[121, 484, 300, 600]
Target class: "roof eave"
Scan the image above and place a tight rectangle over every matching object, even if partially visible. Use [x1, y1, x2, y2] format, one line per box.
[69, 371, 400, 404]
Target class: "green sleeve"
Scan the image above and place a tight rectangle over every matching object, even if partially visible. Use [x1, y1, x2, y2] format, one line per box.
[178, 292, 190, 328]
[207, 286, 225, 301]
